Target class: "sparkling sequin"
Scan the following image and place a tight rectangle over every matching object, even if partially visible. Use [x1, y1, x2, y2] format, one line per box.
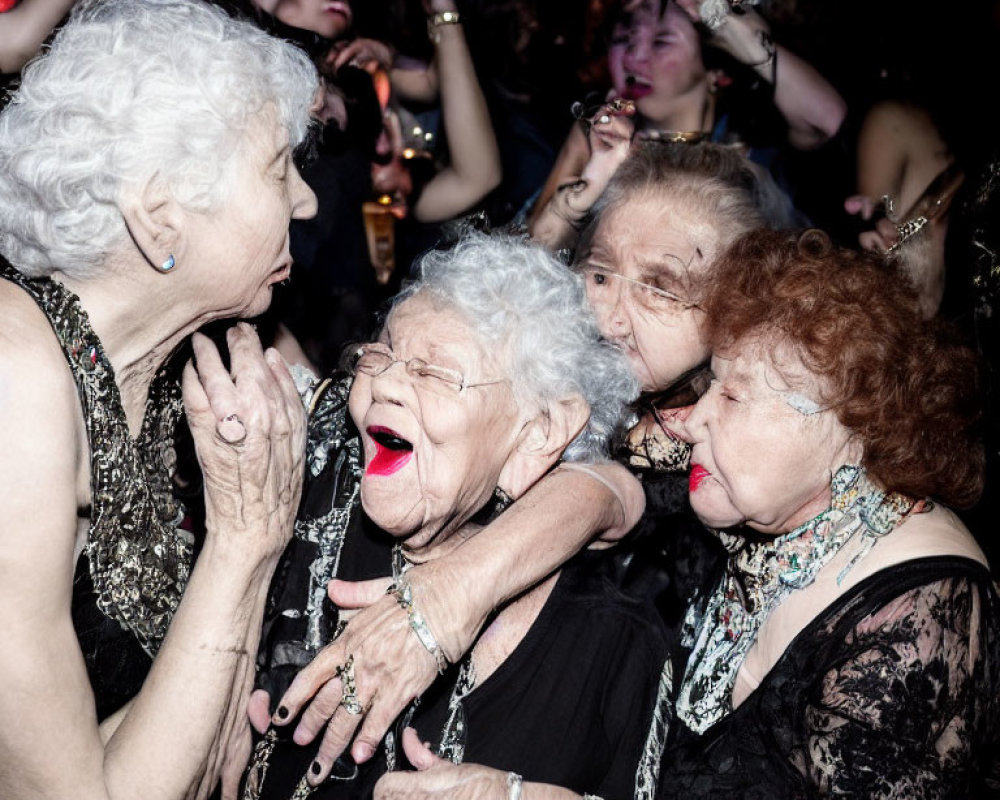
[2, 261, 192, 656]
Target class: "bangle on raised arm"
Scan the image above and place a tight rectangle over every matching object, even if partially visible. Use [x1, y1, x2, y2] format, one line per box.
[429, 10, 460, 26]
[699, 0, 760, 30]
[427, 10, 461, 43]
[698, 0, 732, 30]
[388, 576, 451, 674]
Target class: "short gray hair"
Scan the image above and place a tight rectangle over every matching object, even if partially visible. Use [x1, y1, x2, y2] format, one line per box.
[0, 0, 318, 278]
[579, 141, 797, 262]
[396, 233, 638, 461]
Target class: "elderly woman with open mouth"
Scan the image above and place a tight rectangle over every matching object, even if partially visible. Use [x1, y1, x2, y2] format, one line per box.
[241, 233, 670, 800]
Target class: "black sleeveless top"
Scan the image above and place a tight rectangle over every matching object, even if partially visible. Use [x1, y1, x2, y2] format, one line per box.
[1, 259, 193, 720]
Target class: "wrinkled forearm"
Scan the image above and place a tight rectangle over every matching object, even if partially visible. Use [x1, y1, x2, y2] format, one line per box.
[410, 465, 630, 661]
[102, 538, 278, 800]
[524, 784, 586, 800]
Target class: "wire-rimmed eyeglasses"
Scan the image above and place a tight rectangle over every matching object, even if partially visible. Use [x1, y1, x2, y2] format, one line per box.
[349, 342, 507, 396]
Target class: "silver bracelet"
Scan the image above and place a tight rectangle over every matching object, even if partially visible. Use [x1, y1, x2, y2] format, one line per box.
[699, 0, 732, 30]
[506, 771, 523, 800]
[388, 578, 450, 674]
[698, 0, 761, 31]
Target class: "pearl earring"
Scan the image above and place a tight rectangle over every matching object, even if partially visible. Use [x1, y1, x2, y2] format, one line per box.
[159, 254, 176, 273]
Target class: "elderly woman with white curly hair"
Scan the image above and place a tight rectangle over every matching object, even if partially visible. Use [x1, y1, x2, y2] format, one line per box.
[241, 233, 670, 800]
[0, 0, 321, 798]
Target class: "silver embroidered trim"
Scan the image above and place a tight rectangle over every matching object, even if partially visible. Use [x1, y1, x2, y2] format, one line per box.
[297, 483, 359, 653]
[436, 658, 477, 764]
[634, 659, 673, 800]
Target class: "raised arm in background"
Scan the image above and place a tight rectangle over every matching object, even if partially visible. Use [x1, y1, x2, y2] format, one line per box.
[0, 0, 77, 73]
[409, 0, 501, 223]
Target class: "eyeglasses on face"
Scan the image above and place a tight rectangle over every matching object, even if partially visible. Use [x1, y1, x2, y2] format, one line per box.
[579, 264, 702, 312]
[349, 343, 507, 395]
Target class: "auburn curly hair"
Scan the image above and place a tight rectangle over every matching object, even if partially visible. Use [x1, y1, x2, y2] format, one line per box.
[704, 229, 984, 508]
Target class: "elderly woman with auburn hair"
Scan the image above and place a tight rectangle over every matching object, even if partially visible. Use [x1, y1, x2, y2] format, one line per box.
[377, 229, 999, 799]
[654, 227, 1000, 798]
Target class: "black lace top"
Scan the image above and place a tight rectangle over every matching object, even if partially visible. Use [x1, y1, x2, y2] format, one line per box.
[658, 556, 1000, 799]
[1, 259, 192, 719]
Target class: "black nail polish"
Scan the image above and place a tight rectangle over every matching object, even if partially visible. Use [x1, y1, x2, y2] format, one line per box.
[276, 705, 289, 720]
[311, 761, 322, 776]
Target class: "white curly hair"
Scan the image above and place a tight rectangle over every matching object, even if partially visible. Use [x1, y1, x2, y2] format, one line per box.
[395, 233, 639, 462]
[0, 0, 318, 278]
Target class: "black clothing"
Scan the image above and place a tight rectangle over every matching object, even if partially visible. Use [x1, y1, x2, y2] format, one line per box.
[250, 376, 670, 800]
[1, 258, 190, 720]
[659, 557, 1000, 799]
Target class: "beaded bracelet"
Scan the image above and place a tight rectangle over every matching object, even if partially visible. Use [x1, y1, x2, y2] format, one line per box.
[388, 577, 450, 674]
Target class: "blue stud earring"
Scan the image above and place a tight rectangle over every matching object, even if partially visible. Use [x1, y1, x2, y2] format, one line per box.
[159, 254, 175, 273]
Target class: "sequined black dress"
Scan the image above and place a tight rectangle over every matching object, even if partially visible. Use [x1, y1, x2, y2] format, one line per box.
[1, 259, 193, 720]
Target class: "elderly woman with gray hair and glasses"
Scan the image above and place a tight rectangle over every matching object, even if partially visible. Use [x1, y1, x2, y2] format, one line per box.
[242, 233, 670, 800]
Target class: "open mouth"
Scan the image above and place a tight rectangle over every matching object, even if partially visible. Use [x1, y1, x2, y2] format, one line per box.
[366, 425, 413, 476]
[622, 76, 652, 100]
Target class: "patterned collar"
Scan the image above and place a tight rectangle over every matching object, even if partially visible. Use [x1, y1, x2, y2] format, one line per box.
[677, 464, 916, 733]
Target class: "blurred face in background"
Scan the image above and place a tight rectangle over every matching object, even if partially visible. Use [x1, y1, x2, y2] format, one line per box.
[607, 0, 709, 127]
[252, 0, 353, 40]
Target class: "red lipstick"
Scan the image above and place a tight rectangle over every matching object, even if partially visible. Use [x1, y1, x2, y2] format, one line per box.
[689, 464, 710, 493]
[366, 426, 413, 476]
[622, 78, 652, 100]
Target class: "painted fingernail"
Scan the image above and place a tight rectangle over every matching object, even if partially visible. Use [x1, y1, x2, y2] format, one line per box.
[311, 761, 322, 776]
[276, 705, 290, 720]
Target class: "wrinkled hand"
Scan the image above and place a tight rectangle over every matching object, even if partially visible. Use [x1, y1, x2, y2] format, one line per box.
[272, 562, 481, 785]
[374, 728, 507, 800]
[581, 99, 635, 194]
[329, 37, 394, 73]
[844, 194, 899, 253]
[183, 323, 306, 559]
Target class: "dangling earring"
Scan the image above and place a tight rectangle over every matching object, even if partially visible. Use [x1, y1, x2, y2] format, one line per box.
[158, 254, 176, 273]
